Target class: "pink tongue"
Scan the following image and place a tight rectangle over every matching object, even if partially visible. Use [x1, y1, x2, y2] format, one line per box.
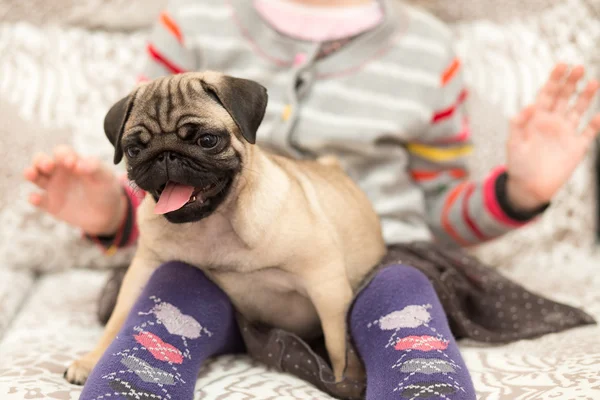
[154, 182, 195, 214]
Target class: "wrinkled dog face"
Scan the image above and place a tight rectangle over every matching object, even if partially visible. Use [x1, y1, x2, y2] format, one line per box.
[104, 72, 268, 223]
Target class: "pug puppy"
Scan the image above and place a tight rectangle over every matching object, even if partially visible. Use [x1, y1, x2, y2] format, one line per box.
[65, 72, 386, 385]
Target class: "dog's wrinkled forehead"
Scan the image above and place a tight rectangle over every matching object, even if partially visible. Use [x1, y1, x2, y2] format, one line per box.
[104, 71, 268, 164]
[125, 72, 235, 136]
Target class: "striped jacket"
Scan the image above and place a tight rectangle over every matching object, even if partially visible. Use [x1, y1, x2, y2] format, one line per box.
[98, 0, 545, 252]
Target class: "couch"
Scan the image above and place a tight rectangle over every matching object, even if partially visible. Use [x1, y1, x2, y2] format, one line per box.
[0, 0, 599, 398]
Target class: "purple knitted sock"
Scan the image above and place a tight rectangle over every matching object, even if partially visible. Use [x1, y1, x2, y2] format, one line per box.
[79, 261, 243, 400]
[350, 265, 476, 400]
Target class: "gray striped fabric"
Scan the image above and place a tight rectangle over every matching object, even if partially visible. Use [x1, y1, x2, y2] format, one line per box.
[140, 0, 534, 246]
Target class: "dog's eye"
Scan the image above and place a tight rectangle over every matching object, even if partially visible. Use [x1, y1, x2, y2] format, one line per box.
[126, 146, 141, 158]
[198, 134, 219, 149]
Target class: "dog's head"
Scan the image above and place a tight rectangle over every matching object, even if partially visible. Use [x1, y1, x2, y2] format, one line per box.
[104, 71, 268, 223]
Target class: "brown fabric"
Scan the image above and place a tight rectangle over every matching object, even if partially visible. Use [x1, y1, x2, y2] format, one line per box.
[99, 242, 595, 399]
[238, 319, 365, 400]
[379, 243, 595, 341]
[238, 242, 595, 399]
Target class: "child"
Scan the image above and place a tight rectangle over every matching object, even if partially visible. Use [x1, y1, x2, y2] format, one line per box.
[24, 0, 600, 399]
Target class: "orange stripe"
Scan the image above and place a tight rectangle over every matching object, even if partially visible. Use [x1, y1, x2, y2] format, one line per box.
[160, 11, 183, 43]
[462, 183, 487, 241]
[441, 182, 470, 245]
[441, 58, 461, 86]
[411, 169, 467, 181]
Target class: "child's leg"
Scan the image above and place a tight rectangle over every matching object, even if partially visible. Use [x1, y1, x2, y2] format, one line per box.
[350, 265, 476, 400]
[79, 261, 243, 400]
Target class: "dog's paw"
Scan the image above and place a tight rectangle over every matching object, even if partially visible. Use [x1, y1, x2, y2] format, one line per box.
[64, 356, 96, 385]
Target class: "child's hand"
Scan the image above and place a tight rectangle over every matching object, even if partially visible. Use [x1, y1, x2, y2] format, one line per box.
[24, 145, 127, 236]
[506, 64, 600, 211]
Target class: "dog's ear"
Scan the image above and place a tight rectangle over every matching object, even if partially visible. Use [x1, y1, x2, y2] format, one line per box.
[104, 93, 136, 164]
[202, 75, 268, 144]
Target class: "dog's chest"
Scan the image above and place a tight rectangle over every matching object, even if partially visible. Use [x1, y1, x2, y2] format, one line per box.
[142, 216, 260, 269]
[138, 209, 320, 336]
[208, 268, 320, 337]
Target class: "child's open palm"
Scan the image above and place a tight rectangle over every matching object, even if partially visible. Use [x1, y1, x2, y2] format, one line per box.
[23, 146, 126, 236]
[506, 64, 600, 210]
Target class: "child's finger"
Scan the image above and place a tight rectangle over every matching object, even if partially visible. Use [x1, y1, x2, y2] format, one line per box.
[553, 65, 585, 114]
[54, 145, 78, 170]
[579, 113, 600, 145]
[568, 80, 599, 128]
[32, 152, 55, 175]
[510, 104, 536, 139]
[23, 167, 36, 182]
[75, 157, 114, 182]
[23, 166, 50, 189]
[75, 157, 101, 177]
[28, 192, 48, 209]
[536, 64, 568, 111]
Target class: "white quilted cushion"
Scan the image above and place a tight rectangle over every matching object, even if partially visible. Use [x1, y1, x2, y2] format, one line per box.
[0, 0, 166, 31]
[0, 268, 35, 338]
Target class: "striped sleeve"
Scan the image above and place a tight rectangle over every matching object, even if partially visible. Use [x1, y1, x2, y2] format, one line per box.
[85, 176, 146, 254]
[138, 6, 197, 82]
[407, 49, 545, 247]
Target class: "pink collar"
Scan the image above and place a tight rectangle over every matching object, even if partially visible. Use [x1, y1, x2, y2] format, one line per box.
[253, 0, 384, 42]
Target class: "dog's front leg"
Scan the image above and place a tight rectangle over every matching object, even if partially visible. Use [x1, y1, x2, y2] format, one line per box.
[64, 254, 160, 385]
[303, 261, 354, 383]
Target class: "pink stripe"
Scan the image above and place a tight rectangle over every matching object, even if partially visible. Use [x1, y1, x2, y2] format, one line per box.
[432, 89, 468, 124]
[136, 74, 149, 83]
[483, 166, 525, 228]
[395, 335, 449, 351]
[433, 117, 470, 144]
[253, 0, 383, 42]
[134, 331, 183, 364]
[121, 176, 145, 246]
[227, 0, 290, 67]
[147, 43, 185, 74]
[294, 53, 307, 66]
[462, 183, 487, 241]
